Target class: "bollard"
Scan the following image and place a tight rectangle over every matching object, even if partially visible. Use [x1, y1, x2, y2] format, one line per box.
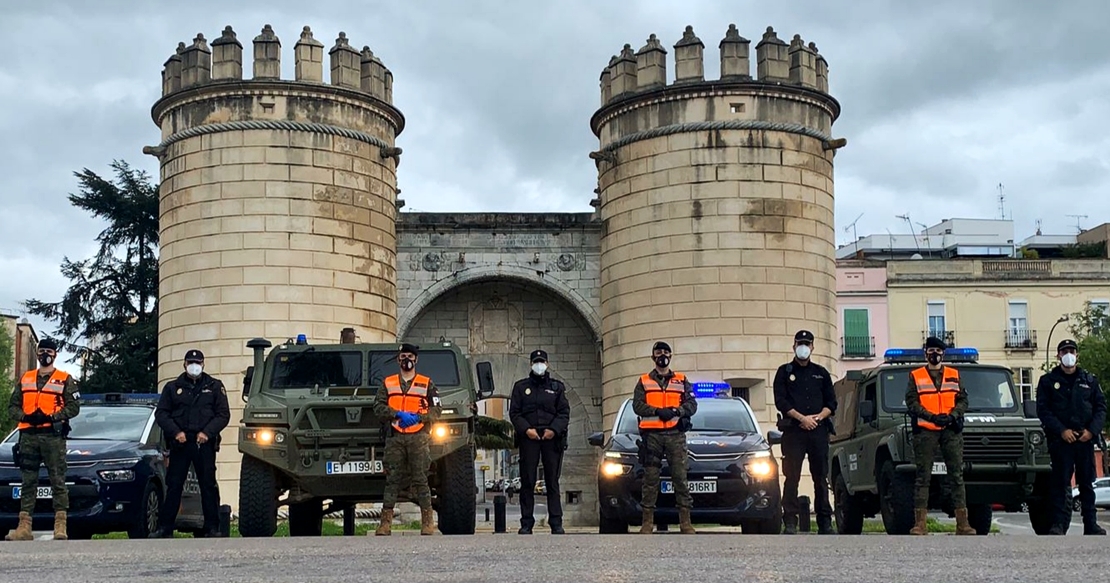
[799, 495, 811, 533]
[485, 507, 491, 522]
[219, 504, 232, 538]
[493, 494, 507, 533]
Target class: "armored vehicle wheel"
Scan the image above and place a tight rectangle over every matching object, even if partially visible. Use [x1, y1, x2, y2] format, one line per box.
[239, 455, 278, 537]
[967, 503, 992, 535]
[598, 512, 627, 534]
[834, 472, 864, 534]
[437, 444, 477, 535]
[1027, 475, 1054, 535]
[288, 499, 323, 536]
[878, 460, 915, 535]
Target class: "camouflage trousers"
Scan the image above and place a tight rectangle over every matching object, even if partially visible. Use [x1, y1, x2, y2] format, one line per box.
[912, 428, 965, 509]
[381, 432, 431, 510]
[16, 432, 68, 513]
[640, 431, 691, 510]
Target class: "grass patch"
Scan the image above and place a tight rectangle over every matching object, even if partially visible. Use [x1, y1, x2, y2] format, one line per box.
[91, 519, 421, 539]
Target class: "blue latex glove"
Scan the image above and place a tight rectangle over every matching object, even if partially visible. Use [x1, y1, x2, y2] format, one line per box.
[397, 412, 420, 428]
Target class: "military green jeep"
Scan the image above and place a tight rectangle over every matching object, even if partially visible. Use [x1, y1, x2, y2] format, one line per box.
[236, 334, 495, 537]
[829, 347, 1053, 535]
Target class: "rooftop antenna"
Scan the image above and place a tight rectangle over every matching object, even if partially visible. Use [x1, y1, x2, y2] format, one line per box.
[896, 213, 921, 252]
[1035, 219, 1042, 236]
[1066, 214, 1088, 233]
[997, 183, 1009, 220]
[843, 212, 864, 243]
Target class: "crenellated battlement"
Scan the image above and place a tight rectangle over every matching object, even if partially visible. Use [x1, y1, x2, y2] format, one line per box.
[599, 24, 830, 107]
[160, 24, 394, 105]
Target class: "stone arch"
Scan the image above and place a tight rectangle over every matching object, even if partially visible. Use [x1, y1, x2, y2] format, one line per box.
[397, 264, 601, 342]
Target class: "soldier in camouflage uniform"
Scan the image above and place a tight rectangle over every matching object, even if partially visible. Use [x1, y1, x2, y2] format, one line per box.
[632, 341, 698, 534]
[904, 336, 975, 535]
[5, 338, 80, 541]
[372, 343, 441, 536]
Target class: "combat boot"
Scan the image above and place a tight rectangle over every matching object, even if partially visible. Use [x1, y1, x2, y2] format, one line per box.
[639, 507, 654, 534]
[678, 507, 696, 534]
[4, 511, 33, 541]
[783, 516, 798, 535]
[954, 507, 976, 535]
[909, 508, 929, 535]
[53, 511, 67, 540]
[419, 506, 435, 536]
[374, 508, 393, 536]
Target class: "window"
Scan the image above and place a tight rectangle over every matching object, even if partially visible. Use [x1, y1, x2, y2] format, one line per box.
[881, 366, 1018, 413]
[614, 398, 758, 435]
[1091, 300, 1110, 332]
[270, 350, 363, 389]
[842, 308, 872, 357]
[2, 405, 153, 443]
[1008, 301, 1033, 347]
[927, 301, 946, 337]
[368, 350, 461, 387]
[1013, 367, 1035, 401]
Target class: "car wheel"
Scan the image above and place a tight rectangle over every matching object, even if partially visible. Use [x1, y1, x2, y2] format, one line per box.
[878, 460, 915, 535]
[598, 511, 627, 534]
[834, 472, 864, 535]
[966, 503, 993, 535]
[128, 481, 162, 539]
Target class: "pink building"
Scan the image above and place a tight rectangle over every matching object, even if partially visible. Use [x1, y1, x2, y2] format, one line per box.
[834, 260, 889, 378]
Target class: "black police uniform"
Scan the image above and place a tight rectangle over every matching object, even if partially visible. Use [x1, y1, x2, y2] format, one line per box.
[152, 349, 231, 537]
[508, 349, 570, 534]
[772, 330, 837, 533]
[1036, 339, 1107, 535]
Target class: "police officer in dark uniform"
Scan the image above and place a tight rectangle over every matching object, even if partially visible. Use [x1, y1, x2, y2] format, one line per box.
[773, 329, 837, 534]
[151, 349, 231, 538]
[508, 349, 570, 534]
[1036, 338, 1107, 535]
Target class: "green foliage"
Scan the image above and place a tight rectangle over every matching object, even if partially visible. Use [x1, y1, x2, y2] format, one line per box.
[22, 160, 159, 394]
[475, 414, 515, 450]
[1020, 247, 1040, 259]
[1061, 303, 1110, 431]
[1060, 241, 1107, 259]
[0, 323, 13, 436]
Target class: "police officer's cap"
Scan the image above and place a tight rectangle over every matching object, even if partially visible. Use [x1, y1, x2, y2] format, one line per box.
[398, 343, 420, 355]
[37, 337, 58, 351]
[794, 330, 814, 343]
[530, 349, 548, 363]
[1057, 339, 1078, 352]
[652, 341, 671, 353]
[923, 336, 947, 350]
[184, 349, 205, 362]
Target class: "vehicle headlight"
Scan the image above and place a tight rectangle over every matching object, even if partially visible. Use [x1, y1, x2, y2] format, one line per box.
[747, 460, 774, 478]
[747, 451, 772, 459]
[97, 469, 134, 482]
[245, 428, 285, 444]
[1029, 431, 1044, 446]
[601, 462, 630, 477]
[432, 423, 463, 441]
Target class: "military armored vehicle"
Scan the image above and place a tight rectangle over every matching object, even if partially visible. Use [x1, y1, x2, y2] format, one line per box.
[829, 347, 1053, 535]
[236, 334, 495, 537]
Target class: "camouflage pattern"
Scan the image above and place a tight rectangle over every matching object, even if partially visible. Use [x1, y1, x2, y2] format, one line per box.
[639, 432, 692, 510]
[912, 429, 966, 509]
[381, 432, 432, 510]
[15, 433, 69, 513]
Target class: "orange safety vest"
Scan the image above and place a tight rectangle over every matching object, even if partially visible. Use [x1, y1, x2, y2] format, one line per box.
[17, 369, 69, 430]
[386, 373, 431, 434]
[638, 372, 687, 430]
[912, 366, 959, 431]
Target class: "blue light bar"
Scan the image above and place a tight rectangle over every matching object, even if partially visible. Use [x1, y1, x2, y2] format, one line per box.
[883, 347, 979, 364]
[691, 382, 731, 398]
[79, 392, 160, 404]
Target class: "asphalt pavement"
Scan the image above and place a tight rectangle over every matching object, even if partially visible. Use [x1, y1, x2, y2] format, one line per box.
[5, 531, 1108, 583]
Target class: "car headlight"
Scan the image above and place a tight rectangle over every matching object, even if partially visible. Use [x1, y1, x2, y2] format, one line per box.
[747, 451, 772, 459]
[245, 428, 285, 444]
[601, 462, 630, 477]
[1029, 431, 1044, 446]
[747, 460, 774, 478]
[97, 469, 135, 482]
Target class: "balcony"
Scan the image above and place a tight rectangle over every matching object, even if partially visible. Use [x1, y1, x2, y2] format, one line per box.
[922, 330, 956, 347]
[842, 336, 876, 359]
[1005, 329, 1038, 351]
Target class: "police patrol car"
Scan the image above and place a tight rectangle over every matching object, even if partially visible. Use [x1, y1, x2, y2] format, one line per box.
[588, 383, 782, 534]
[0, 393, 211, 539]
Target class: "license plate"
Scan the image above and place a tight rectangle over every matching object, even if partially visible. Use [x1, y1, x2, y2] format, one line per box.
[932, 462, 946, 475]
[326, 460, 383, 475]
[11, 486, 52, 499]
[661, 480, 717, 494]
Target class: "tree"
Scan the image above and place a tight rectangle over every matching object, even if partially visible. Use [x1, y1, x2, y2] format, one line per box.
[23, 160, 159, 394]
[0, 323, 14, 436]
[475, 414, 515, 451]
[1062, 303, 1110, 432]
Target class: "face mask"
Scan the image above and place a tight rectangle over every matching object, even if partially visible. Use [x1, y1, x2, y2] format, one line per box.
[37, 353, 54, 367]
[186, 363, 203, 377]
[400, 358, 415, 371]
[1061, 353, 1078, 368]
[532, 363, 547, 376]
[654, 355, 670, 368]
[794, 345, 811, 360]
[927, 353, 942, 365]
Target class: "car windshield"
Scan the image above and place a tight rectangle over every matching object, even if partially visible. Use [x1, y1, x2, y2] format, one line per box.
[269, 350, 363, 389]
[613, 398, 758, 434]
[880, 366, 1018, 413]
[15, 406, 151, 442]
[368, 350, 461, 387]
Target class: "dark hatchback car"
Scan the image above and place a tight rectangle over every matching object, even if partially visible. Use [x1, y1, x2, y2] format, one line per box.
[0, 393, 207, 539]
[588, 386, 783, 534]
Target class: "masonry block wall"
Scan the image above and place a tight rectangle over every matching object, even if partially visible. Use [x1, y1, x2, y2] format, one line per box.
[146, 24, 404, 500]
[591, 24, 845, 433]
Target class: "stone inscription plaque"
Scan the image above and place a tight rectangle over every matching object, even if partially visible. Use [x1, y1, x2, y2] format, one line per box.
[468, 296, 524, 354]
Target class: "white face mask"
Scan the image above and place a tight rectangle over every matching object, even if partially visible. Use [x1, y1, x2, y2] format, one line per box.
[531, 363, 547, 376]
[795, 345, 812, 360]
[1061, 353, 1078, 368]
[186, 363, 203, 377]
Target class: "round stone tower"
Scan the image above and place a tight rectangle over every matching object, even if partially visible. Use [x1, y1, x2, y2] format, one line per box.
[590, 24, 845, 428]
[145, 24, 404, 391]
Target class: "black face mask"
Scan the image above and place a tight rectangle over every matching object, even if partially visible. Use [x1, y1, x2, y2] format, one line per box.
[38, 353, 54, 367]
[654, 355, 670, 368]
[927, 353, 942, 365]
[400, 358, 415, 371]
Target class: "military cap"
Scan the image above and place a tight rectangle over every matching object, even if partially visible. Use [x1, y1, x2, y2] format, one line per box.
[652, 341, 672, 353]
[530, 349, 548, 363]
[794, 330, 814, 343]
[184, 349, 205, 362]
[1057, 339, 1078, 352]
[398, 343, 420, 355]
[923, 336, 947, 350]
[37, 337, 58, 351]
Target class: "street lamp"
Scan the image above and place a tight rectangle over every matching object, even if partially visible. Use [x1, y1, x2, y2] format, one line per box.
[1046, 315, 1070, 370]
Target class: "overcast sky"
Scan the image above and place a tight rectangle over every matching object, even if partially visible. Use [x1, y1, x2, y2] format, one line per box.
[2, 1, 1107, 368]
